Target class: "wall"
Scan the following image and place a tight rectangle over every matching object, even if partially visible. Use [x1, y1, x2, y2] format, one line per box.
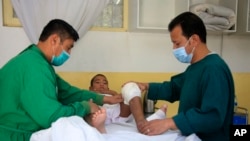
[1, 2, 250, 121]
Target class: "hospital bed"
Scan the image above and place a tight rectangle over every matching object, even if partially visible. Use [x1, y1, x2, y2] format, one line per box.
[30, 116, 201, 141]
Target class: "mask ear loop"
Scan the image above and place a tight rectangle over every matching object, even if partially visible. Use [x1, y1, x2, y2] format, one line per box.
[52, 38, 58, 57]
[190, 46, 196, 54]
[186, 36, 196, 54]
[52, 44, 56, 58]
[184, 38, 190, 48]
[58, 38, 67, 54]
[54, 37, 64, 55]
[189, 36, 196, 54]
[184, 35, 194, 48]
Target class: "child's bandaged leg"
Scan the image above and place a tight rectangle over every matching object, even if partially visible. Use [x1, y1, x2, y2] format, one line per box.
[121, 82, 141, 105]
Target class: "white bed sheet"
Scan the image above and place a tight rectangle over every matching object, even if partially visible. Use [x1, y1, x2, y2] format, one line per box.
[30, 116, 201, 141]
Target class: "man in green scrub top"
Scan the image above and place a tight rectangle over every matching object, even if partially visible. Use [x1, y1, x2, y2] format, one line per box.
[0, 19, 123, 141]
[130, 12, 235, 141]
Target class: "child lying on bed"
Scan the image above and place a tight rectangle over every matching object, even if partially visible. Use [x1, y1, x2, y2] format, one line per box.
[86, 74, 167, 134]
[89, 74, 133, 125]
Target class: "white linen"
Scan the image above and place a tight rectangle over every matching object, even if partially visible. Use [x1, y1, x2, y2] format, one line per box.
[105, 120, 182, 141]
[11, 0, 110, 43]
[30, 116, 201, 141]
[190, 3, 236, 31]
[30, 116, 105, 141]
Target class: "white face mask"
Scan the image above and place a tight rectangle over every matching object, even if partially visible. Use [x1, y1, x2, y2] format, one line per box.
[173, 38, 195, 63]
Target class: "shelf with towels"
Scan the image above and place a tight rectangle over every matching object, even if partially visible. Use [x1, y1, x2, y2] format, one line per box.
[128, 0, 239, 34]
[188, 0, 238, 33]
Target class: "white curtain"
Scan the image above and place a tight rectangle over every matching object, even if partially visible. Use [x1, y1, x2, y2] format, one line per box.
[11, 0, 110, 43]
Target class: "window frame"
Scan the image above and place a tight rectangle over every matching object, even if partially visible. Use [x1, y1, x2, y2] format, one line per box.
[2, 0, 128, 32]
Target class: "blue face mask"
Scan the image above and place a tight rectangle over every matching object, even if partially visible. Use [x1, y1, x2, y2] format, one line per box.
[173, 39, 195, 63]
[51, 49, 70, 66]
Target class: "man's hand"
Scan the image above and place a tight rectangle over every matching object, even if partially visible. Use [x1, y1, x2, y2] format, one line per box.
[88, 99, 100, 114]
[122, 81, 149, 92]
[97, 89, 119, 96]
[103, 94, 123, 104]
[138, 118, 177, 136]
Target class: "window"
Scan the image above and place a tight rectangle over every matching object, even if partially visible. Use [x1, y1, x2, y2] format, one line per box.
[2, 0, 128, 32]
[2, 0, 21, 27]
[91, 0, 128, 32]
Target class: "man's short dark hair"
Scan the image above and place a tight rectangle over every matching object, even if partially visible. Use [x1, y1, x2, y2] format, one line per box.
[168, 12, 206, 43]
[39, 19, 79, 42]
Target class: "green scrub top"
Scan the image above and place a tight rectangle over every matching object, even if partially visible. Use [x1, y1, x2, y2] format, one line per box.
[0, 44, 104, 141]
[148, 54, 235, 141]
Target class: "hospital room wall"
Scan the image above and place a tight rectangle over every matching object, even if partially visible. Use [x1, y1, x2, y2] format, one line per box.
[0, 3, 250, 121]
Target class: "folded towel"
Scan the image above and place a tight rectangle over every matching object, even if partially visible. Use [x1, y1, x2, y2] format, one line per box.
[190, 3, 236, 31]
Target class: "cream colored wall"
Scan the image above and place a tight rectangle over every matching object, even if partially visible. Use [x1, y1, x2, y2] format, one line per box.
[58, 72, 250, 121]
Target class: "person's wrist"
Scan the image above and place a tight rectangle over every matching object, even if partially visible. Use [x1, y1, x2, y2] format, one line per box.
[145, 83, 149, 90]
[103, 95, 110, 104]
[166, 118, 177, 130]
[80, 101, 91, 115]
[141, 82, 149, 91]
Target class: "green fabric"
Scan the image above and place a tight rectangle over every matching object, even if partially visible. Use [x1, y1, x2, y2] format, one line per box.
[148, 54, 235, 141]
[0, 44, 104, 141]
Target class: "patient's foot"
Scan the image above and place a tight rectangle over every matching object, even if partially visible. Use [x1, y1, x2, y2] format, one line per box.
[91, 108, 107, 133]
[146, 104, 167, 121]
[159, 104, 167, 114]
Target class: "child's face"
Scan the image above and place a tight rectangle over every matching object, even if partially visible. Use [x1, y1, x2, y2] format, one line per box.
[91, 76, 109, 91]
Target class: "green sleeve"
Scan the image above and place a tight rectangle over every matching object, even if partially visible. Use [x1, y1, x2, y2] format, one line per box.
[20, 65, 102, 129]
[147, 73, 184, 102]
[56, 74, 104, 105]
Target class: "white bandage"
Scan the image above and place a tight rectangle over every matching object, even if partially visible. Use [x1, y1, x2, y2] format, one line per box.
[146, 109, 166, 121]
[121, 82, 141, 105]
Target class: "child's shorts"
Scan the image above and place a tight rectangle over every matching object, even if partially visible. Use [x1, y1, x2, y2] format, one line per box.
[102, 103, 133, 125]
